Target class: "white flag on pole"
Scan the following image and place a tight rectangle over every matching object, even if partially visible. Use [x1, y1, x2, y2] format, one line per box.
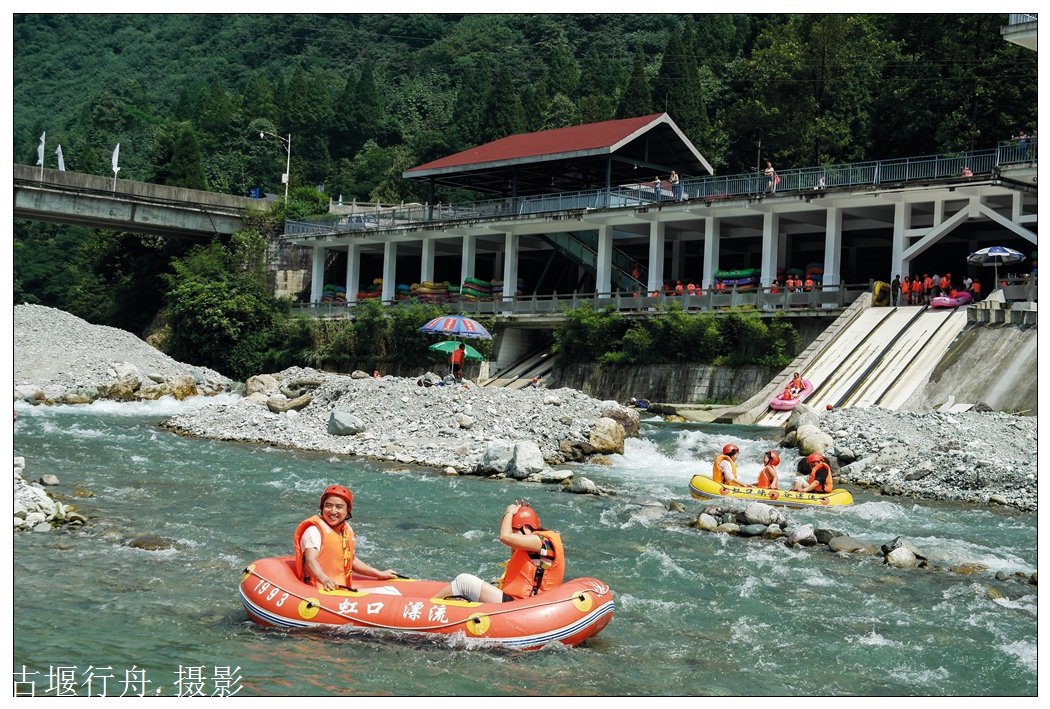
[111, 143, 120, 174]
[36, 132, 45, 166]
[55, 145, 65, 171]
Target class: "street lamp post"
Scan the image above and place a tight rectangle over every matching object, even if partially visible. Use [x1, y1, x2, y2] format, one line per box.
[260, 131, 292, 201]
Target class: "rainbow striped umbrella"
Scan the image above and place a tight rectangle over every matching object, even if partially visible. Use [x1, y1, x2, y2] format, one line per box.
[419, 315, 492, 339]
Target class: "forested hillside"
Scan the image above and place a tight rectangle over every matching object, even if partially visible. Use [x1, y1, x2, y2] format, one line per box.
[15, 13, 1036, 202]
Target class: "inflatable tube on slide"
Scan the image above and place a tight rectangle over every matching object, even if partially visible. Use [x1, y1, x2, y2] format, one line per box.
[769, 379, 814, 410]
[873, 281, 891, 306]
[688, 474, 853, 508]
[240, 557, 615, 651]
[930, 292, 972, 308]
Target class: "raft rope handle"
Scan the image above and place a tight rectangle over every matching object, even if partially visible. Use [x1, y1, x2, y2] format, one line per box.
[245, 570, 599, 632]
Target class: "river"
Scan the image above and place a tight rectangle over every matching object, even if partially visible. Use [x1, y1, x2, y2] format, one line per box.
[11, 397, 1038, 696]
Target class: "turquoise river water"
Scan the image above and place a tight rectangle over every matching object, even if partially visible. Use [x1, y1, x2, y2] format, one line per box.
[9, 397, 1039, 696]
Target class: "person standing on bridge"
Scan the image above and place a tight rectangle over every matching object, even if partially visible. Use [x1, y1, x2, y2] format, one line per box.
[890, 275, 901, 306]
[764, 161, 778, 193]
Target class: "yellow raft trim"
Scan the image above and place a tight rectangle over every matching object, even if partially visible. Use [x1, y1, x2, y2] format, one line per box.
[688, 474, 853, 508]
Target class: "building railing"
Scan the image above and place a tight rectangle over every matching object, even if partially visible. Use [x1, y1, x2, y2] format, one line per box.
[1008, 13, 1037, 24]
[291, 282, 874, 318]
[285, 144, 1035, 236]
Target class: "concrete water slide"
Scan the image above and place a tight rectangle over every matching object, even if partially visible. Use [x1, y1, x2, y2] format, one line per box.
[752, 304, 971, 425]
[480, 342, 555, 389]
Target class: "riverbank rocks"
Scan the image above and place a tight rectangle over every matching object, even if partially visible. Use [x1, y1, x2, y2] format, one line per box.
[602, 407, 640, 438]
[245, 374, 280, 396]
[267, 393, 311, 413]
[589, 417, 626, 455]
[14, 457, 85, 532]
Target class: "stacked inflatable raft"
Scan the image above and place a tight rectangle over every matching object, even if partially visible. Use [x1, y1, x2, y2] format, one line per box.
[460, 277, 494, 301]
[319, 284, 347, 306]
[715, 268, 760, 292]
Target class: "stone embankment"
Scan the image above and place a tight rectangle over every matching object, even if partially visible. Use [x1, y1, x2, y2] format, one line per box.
[13, 303, 231, 405]
[164, 367, 639, 484]
[779, 403, 1037, 512]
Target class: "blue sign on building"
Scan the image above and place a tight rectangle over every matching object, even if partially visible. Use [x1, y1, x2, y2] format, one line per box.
[249, 187, 262, 199]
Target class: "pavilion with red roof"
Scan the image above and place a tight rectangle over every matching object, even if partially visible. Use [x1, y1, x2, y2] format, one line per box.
[403, 113, 713, 198]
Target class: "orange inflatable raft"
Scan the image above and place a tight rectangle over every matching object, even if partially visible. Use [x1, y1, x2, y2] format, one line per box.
[240, 556, 615, 651]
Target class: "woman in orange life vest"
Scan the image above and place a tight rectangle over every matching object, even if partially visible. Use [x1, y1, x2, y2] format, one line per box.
[792, 453, 834, 493]
[790, 371, 804, 395]
[715, 281, 726, 294]
[779, 387, 796, 401]
[901, 275, 911, 305]
[293, 485, 399, 591]
[754, 450, 780, 490]
[436, 501, 564, 603]
[712, 444, 744, 486]
[922, 274, 933, 305]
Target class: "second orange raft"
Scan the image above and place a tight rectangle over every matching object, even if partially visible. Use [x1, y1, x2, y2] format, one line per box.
[240, 556, 615, 651]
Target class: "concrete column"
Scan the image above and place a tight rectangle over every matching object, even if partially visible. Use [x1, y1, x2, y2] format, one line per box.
[311, 245, 325, 304]
[823, 206, 842, 294]
[381, 240, 397, 303]
[1012, 191, 1023, 221]
[494, 249, 503, 283]
[703, 217, 720, 290]
[891, 202, 908, 279]
[778, 232, 788, 272]
[595, 224, 613, 294]
[502, 232, 519, 303]
[760, 212, 780, 288]
[933, 198, 944, 227]
[345, 243, 361, 305]
[670, 234, 682, 281]
[420, 237, 435, 284]
[460, 234, 476, 286]
[648, 220, 666, 295]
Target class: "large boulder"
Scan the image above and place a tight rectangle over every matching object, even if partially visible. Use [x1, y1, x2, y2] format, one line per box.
[881, 536, 926, 560]
[266, 393, 311, 413]
[602, 407, 640, 438]
[480, 441, 516, 475]
[14, 384, 45, 402]
[109, 362, 143, 387]
[328, 411, 367, 436]
[245, 374, 280, 396]
[744, 502, 787, 527]
[558, 439, 597, 462]
[508, 441, 545, 479]
[886, 547, 917, 568]
[589, 417, 626, 455]
[795, 424, 834, 456]
[169, 375, 199, 400]
[786, 523, 817, 547]
[695, 513, 719, 531]
[785, 403, 820, 434]
[97, 379, 141, 401]
[570, 477, 599, 495]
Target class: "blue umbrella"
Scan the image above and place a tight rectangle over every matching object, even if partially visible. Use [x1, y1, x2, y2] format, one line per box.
[419, 315, 492, 339]
[967, 246, 1025, 290]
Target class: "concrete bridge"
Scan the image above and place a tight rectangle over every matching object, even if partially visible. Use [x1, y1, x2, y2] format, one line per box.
[13, 164, 254, 240]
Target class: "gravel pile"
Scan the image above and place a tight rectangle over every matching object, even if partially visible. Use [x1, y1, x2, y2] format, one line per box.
[13, 304, 231, 396]
[817, 406, 1037, 512]
[164, 366, 626, 471]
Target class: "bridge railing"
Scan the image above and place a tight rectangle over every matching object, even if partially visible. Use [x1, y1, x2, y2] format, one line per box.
[291, 282, 872, 319]
[285, 144, 1033, 236]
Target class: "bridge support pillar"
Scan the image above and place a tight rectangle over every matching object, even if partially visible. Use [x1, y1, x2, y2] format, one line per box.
[311, 246, 325, 304]
[421, 237, 435, 284]
[760, 212, 780, 288]
[345, 243, 361, 305]
[460, 234, 476, 285]
[823, 206, 842, 302]
[671, 234, 683, 282]
[703, 217, 720, 290]
[596, 224, 612, 295]
[502, 232, 519, 309]
[382, 241, 397, 304]
[891, 202, 909, 279]
[647, 220, 666, 295]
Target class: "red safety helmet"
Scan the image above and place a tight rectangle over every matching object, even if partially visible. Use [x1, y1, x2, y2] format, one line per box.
[511, 504, 541, 531]
[807, 453, 825, 466]
[722, 444, 740, 456]
[320, 484, 353, 517]
[765, 450, 780, 466]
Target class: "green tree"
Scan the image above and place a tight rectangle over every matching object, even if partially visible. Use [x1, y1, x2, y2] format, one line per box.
[194, 76, 235, 149]
[450, 59, 491, 149]
[542, 93, 577, 130]
[478, 67, 525, 143]
[242, 72, 278, 124]
[331, 73, 358, 161]
[616, 47, 653, 119]
[349, 61, 382, 156]
[653, 29, 707, 143]
[166, 126, 209, 190]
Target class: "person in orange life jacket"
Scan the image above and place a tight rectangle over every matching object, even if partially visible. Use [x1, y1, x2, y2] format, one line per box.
[779, 387, 796, 401]
[941, 273, 951, 294]
[792, 453, 834, 493]
[293, 485, 398, 591]
[715, 281, 726, 293]
[712, 444, 743, 486]
[770, 278, 780, 294]
[790, 371, 804, 395]
[754, 450, 780, 490]
[686, 282, 697, 294]
[803, 276, 814, 291]
[922, 274, 932, 304]
[450, 343, 466, 381]
[436, 501, 564, 603]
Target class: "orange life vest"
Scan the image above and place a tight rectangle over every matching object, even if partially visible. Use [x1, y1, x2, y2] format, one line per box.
[451, 348, 465, 365]
[770, 283, 779, 294]
[715, 282, 726, 293]
[923, 277, 932, 292]
[712, 453, 738, 485]
[293, 515, 355, 588]
[791, 376, 804, 391]
[499, 530, 565, 599]
[756, 465, 777, 489]
[804, 278, 814, 291]
[808, 463, 834, 493]
[780, 388, 795, 401]
[901, 279, 911, 294]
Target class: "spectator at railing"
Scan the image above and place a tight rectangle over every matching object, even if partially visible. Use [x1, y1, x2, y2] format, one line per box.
[670, 170, 682, 201]
[764, 161, 779, 193]
[653, 176, 663, 202]
[1031, 130, 1037, 159]
[1015, 131, 1028, 159]
[961, 166, 973, 177]
[814, 175, 826, 189]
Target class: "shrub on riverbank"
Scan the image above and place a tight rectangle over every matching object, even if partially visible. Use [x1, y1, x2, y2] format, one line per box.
[553, 303, 799, 368]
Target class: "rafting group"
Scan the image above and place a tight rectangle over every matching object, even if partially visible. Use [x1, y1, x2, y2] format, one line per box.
[240, 486, 614, 650]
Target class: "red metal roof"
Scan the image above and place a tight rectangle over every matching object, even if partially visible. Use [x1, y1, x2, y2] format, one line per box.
[406, 113, 667, 173]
